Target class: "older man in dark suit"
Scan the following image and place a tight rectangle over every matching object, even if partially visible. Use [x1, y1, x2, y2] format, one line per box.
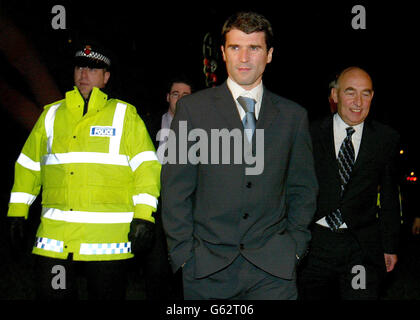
[161, 11, 318, 300]
[298, 66, 401, 300]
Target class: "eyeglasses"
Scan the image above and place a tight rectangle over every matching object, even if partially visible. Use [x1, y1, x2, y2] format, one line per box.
[170, 91, 190, 99]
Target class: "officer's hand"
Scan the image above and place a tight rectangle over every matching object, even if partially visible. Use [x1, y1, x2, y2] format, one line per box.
[128, 218, 155, 254]
[8, 217, 27, 260]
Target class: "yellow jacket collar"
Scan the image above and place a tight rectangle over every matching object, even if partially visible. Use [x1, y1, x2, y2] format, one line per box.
[66, 86, 108, 112]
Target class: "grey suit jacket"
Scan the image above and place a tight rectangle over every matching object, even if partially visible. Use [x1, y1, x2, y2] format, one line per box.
[161, 81, 318, 280]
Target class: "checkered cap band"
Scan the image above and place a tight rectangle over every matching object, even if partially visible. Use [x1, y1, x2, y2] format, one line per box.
[75, 50, 111, 67]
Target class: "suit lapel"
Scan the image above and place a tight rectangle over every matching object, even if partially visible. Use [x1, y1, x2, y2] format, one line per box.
[351, 120, 375, 175]
[256, 88, 280, 130]
[320, 115, 338, 167]
[212, 82, 243, 129]
[317, 115, 342, 195]
[213, 82, 281, 132]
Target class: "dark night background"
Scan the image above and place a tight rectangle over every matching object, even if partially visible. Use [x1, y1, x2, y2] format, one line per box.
[0, 0, 419, 301]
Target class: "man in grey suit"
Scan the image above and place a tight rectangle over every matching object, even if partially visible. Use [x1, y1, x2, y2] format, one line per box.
[161, 11, 318, 299]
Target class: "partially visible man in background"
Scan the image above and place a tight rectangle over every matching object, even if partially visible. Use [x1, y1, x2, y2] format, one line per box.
[156, 76, 193, 162]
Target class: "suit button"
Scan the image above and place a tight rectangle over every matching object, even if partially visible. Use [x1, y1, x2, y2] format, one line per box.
[240, 244, 244, 250]
[243, 213, 249, 219]
[246, 182, 252, 188]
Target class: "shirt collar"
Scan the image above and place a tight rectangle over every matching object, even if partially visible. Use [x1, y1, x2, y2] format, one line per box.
[227, 77, 263, 105]
[161, 111, 173, 129]
[334, 112, 364, 138]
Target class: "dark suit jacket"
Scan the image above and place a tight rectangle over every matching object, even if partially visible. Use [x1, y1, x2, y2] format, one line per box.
[161, 81, 318, 280]
[310, 114, 400, 268]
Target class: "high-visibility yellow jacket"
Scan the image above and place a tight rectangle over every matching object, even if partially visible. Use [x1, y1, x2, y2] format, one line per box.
[7, 87, 161, 261]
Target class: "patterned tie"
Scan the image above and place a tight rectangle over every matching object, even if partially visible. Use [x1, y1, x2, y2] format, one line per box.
[326, 126, 356, 231]
[237, 96, 256, 142]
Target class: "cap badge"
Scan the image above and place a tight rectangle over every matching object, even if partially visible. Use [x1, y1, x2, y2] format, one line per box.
[83, 45, 92, 55]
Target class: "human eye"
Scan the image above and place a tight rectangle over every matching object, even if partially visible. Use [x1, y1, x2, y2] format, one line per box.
[344, 89, 356, 97]
[362, 90, 372, 97]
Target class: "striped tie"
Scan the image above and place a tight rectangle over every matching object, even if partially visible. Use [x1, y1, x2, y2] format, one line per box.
[237, 96, 256, 142]
[326, 126, 355, 231]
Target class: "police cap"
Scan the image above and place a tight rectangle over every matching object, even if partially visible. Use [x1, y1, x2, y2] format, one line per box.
[74, 42, 111, 70]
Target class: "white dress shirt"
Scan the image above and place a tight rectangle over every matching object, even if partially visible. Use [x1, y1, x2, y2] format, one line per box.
[333, 113, 364, 160]
[226, 77, 263, 121]
[316, 113, 364, 228]
[156, 111, 173, 164]
[158, 111, 173, 147]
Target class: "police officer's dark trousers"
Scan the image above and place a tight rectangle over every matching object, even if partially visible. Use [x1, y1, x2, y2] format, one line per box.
[34, 254, 127, 300]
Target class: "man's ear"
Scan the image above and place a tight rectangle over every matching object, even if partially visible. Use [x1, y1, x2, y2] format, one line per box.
[221, 45, 226, 62]
[331, 87, 338, 104]
[266, 47, 273, 64]
[104, 71, 111, 85]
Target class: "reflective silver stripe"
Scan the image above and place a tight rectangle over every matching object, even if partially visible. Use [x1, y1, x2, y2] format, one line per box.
[42, 152, 129, 166]
[45, 103, 61, 153]
[129, 151, 159, 172]
[42, 207, 134, 224]
[109, 103, 127, 154]
[17, 153, 40, 171]
[10, 192, 37, 205]
[80, 242, 131, 255]
[42, 101, 128, 165]
[35, 237, 64, 253]
[133, 193, 158, 209]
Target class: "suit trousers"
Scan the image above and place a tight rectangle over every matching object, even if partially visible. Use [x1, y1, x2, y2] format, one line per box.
[182, 254, 297, 300]
[34, 254, 127, 300]
[297, 224, 381, 300]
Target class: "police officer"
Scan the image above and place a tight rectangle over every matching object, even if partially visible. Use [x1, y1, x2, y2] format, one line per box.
[7, 42, 161, 300]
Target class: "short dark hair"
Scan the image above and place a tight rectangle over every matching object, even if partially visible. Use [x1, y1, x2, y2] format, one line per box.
[167, 75, 195, 93]
[221, 11, 274, 50]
